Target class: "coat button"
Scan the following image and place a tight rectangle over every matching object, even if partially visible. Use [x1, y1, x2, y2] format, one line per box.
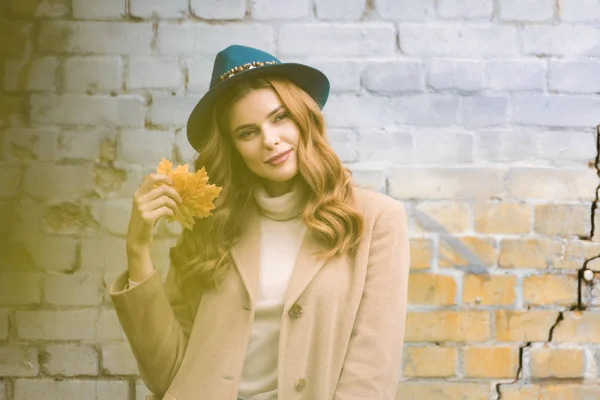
[294, 378, 307, 392]
[288, 303, 303, 318]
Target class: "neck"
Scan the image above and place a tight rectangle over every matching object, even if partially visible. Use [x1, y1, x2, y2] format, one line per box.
[262, 176, 296, 197]
[252, 177, 309, 221]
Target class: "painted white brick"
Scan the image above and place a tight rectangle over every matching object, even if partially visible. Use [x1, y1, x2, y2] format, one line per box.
[548, 60, 600, 93]
[358, 131, 412, 163]
[522, 25, 600, 57]
[95, 199, 132, 236]
[399, 24, 516, 57]
[279, 24, 396, 57]
[499, 0, 555, 21]
[174, 128, 198, 164]
[44, 344, 99, 376]
[388, 167, 505, 199]
[0, 311, 8, 340]
[102, 343, 139, 375]
[157, 24, 274, 56]
[328, 129, 358, 163]
[97, 309, 127, 341]
[0, 379, 4, 400]
[251, 0, 310, 20]
[315, 0, 364, 20]
[24, 163, 95, 200]
[127, 58, 183, 90]
[72, 0, 126, 19]
[0, 165, 21, 198]
[186, 56, 215, 92]
[464, 96, 510, 128]
[486, 60, 545, 91]
[30, 94, 145, 126]
[4, 57, 59, 91]
[324, 94, 459, 128]
[295, 60, 361, 93]
[64, 57, 123, 93]
[375, 0, 435, 20]
[38, 21, 153, 55]
[135, 380, 152, 400]
[427, 60, 484, 91]
[540, 130, 597, 165]
[513, 95, 600, 127]
[506, 168, 598, 201]
[13, 379, 128, 400]
[0, 272, 42, 306]
[191, 0, 245, 19]
[80, 236, 127, 273]
[413, 130, 474, 164]
[475, 129, 539, 163]
[10, 0, 70, 17]
[16, 231, 78, 272]
[131, 0, 187, 18]
[16, 310, 98, 341]
[559, 0, 600, 22]
[118, 129, 175, 164]
[150, 95, 199, 126]
[0, 346, 38, 376]
[43, 274, 104, 306]
[347, 164, 386, 193]
[436, 0, 493, 19]
[56, 127, 117, 162]
[363, 61, 424, 93]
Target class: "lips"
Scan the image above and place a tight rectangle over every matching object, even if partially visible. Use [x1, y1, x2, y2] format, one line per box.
[265, 149, 292, 163]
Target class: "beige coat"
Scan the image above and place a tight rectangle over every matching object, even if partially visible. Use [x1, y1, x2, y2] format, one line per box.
[110, 187, 410, 400]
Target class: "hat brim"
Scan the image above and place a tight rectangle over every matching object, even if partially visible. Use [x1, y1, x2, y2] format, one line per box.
[186, 63, 330, 150]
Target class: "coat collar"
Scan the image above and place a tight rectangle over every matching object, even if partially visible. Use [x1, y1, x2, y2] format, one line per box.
[229, 206, 329, 310]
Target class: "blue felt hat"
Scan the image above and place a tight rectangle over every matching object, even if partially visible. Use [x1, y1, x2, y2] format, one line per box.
[186, 45, 330, 150]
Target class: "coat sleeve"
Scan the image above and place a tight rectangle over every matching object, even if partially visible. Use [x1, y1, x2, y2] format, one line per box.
[110, 264, 194, 396]
[333, 200, 410, 400]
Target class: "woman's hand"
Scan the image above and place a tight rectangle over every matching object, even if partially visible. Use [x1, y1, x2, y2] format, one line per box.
[126, 173, 183, 255]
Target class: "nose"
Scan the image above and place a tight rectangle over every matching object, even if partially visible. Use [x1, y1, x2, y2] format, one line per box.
[262, 126, 280, 148]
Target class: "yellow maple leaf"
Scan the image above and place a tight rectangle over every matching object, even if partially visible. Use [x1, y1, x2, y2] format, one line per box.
[156, 158, 223, 230]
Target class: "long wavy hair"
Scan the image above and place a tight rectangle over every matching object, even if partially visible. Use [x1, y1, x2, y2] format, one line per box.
[169, 76, 364, 292]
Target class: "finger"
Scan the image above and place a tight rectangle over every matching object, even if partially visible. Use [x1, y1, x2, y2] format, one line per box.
[139, 183, 183, 205]
[139, 173, 173, 194]
[141, 195, 179, 215]
[141, 206, 175, 226]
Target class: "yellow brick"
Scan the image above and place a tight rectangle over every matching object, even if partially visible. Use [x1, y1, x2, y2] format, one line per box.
[475, 202, 530, 234]
[409, 238, 433, 270]
[407, 274, 456, 306]
[495, 310, 558, 342]
[412, 201, 470, 234]
[543, 384, 600, 400]
[552, 312, 600, 343]
[439, 236, 496, 268]
[498, 238, 560, 269]
[529, 347, 585, 378]
[405, 311, 490, 342]
[523, 274, 578, 306]
[554, 240, 600, 270]
[463, 274, 516, 306]
[463, 346, 519, 378]
[498, 384, 542, 400]
[402, 346, 456, 378]
[395, 382, 490, 400]
[534, 204, 590, 237]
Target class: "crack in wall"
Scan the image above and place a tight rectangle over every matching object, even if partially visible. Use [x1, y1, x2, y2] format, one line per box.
[496, 125, 600, 399]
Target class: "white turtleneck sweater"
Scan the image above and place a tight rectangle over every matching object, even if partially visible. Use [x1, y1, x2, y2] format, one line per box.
[128, 179, 308, 400]
[237, 179, 307, 400]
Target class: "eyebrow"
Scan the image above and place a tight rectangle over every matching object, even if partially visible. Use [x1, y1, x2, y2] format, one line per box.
[233, 105, 285, 134]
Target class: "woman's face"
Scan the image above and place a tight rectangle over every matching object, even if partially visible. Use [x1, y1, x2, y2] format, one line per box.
[228, 87, 301, 197]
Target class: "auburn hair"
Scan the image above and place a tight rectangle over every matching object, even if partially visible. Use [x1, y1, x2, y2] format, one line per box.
[169, 77, 364, 292]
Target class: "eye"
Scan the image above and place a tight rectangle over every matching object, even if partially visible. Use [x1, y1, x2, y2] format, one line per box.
[239, 129, 256, 139]
[274, 111, 288, 122]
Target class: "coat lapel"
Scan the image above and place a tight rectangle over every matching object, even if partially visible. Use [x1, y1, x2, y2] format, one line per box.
[229, 208, 261, 306]
[283, 229, 329, 310]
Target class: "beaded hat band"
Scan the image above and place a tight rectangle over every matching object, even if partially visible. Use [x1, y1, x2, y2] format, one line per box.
[219, 60, 280, 82]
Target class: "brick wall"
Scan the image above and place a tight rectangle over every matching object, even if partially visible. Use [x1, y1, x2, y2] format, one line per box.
[1, 0, 599, 399]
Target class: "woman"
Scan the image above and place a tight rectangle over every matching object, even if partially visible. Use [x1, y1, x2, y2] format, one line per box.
[110, 45, 410, 400]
